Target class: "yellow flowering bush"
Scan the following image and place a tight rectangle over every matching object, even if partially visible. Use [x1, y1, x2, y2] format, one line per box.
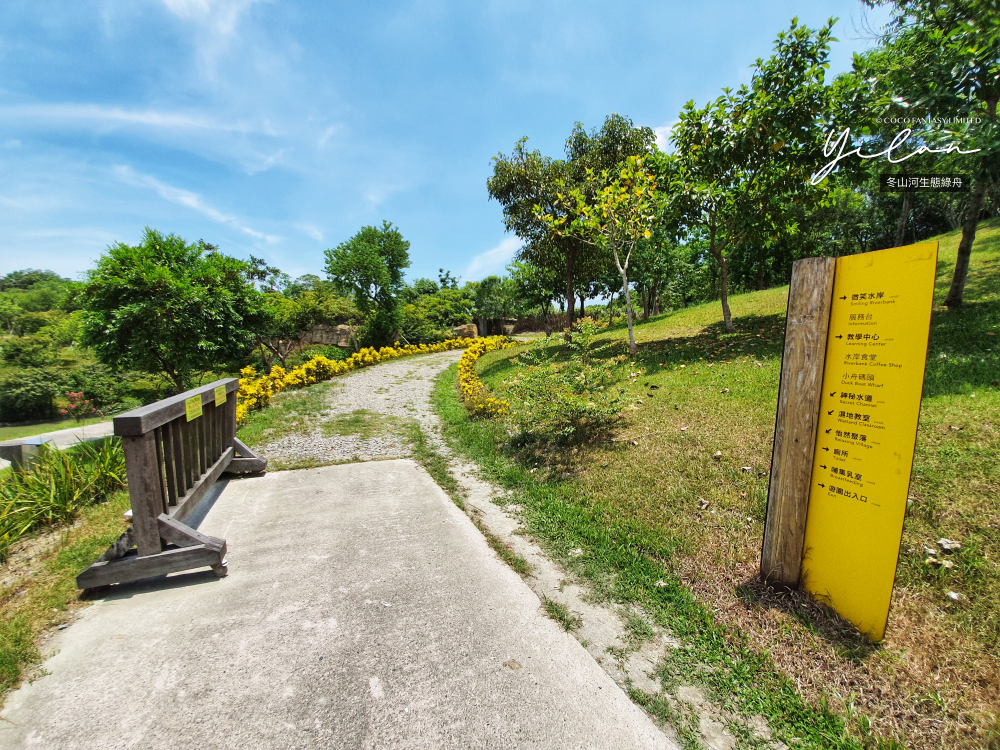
[237, 338, 471, 423]
[457, 336, 519, 419]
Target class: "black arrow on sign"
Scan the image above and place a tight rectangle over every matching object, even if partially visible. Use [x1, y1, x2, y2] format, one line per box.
[818, 483, 826, 488]
[835, 335, 843, 339]
[830, 391, 836, 396]
[825, 429, 832, 434]
[828, 409, 834, 415]
[820, 465, 827, 469]
[822, 446, 830, 452]
[839, 295, 847, 300]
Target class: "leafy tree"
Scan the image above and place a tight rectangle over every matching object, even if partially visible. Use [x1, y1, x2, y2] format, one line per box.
[540, 156, 662, 355]
[864, 0, 1000, 307]
[253, 291, 357, 368]
[438, 268, 459, 289]
[79, 228, 265, 394]
[508, 259, 563, 335]
[488, 115, 654, 327]
[663, 18, 836, 331]
[324, 221, 411, 346]
[471, 275, 514, 335]
[0, 369, 60, 421]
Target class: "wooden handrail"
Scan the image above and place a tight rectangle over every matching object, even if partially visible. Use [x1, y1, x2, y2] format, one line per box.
[113, 378, 239, 436]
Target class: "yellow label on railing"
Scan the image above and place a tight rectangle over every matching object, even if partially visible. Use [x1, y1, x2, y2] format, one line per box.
[214, 385, 227, 407]
[185, 395, 203, 421]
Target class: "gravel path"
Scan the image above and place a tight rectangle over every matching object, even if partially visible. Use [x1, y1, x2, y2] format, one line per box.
[257, 349, 462, 465]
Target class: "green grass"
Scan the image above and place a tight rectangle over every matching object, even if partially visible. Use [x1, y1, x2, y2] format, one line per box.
[436, 220, 1000, 750]
[541, 594, 582, 631]
[236, 380, 338, 451]
[434, 362, 865, 749]
[322, 409, 401, 440]
[0, 491, 131, 701]
[0, 416, 108, 442]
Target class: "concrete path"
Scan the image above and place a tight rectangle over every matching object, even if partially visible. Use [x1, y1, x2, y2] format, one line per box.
[0, 421, 115, 471]
[0, 460, 676, 749]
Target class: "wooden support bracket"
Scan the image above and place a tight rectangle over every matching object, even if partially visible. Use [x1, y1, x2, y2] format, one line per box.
[224, 437, 267, 474]
[77, 514, 227, 590]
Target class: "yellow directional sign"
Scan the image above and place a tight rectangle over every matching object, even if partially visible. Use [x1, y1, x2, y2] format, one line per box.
[185, 394, 203, 422]
[214, 384, 227, 407]
[801, 241, 938, 641]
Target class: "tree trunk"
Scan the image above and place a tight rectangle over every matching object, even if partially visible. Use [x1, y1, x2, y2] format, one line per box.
[608, 291, 615, 325]
[579, 294, 585, 319]
[478, 316, 486, 336]
[621, 272, 637, 356]
[652, 279, 660, 315]
[564, 246, 576, 328]
[716, 250, 734, 333]
[894, 189, 913, 248]
[944, 179, 987, 309]
[642, 284, 650, 320]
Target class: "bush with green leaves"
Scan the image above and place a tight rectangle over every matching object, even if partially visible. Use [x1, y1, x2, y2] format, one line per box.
[0, 438, 126, 559]
[503, 318, 626, 446]
[0, 369, 60, 422]
[1, 335, 57, 367]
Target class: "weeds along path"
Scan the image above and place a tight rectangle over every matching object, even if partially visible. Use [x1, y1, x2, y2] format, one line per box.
[242, 349, 463, 469]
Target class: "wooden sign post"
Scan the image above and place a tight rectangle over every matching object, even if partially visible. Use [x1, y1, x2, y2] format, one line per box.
[762, 241, 938, 641]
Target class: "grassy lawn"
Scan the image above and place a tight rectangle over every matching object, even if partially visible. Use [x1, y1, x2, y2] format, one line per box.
[0, 416, 108, 442]
[0, 491, 131, 702]
[438, 221, 1000, 750]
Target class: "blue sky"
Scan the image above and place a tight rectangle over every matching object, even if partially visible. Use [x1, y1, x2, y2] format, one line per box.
[0, 0, 890, 285]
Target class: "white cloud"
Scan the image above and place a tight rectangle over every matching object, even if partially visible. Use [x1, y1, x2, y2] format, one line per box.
[0, 103, 261, 135]
[653, 120, 679, 152]
[162, 0, 261, 35]
[113, 165, 280, 242]
[296, 223, 324, 242]
[464, 236, 521, 281]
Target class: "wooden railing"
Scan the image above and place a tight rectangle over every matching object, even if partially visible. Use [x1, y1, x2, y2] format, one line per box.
[77, 378, 266, 589]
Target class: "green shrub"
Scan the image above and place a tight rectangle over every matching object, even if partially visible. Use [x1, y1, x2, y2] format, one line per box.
[0, 369, 59, 422]
[503, 319, 626, 446]
[1, 335, 57, 367]
[0, 438, 126, 559]
[13, 310, 64, 336]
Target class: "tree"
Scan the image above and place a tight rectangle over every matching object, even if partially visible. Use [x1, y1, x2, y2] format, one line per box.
[324, 221, 411, 347]
[487, 115, 655, 327]
[540, 156, 662, 356]
[471, 275, 513, 335]
[663, 18, 836, 331]
[509, 258, 562, 335]
[864, 0, 1000, 307]
[253, 291, 360, 368]
[79, 228, 265, 394]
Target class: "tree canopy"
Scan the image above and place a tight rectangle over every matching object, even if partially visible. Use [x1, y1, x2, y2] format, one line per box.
[79, 228, 265, 393]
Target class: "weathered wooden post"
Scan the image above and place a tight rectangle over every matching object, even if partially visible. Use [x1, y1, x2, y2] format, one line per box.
[761, 257, 836, 587]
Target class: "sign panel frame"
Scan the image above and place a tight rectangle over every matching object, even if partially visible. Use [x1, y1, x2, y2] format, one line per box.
[801, 241, 938, 641]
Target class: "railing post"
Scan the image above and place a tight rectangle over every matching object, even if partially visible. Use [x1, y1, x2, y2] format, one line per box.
[122, 432, 165, 557]
[761, 257, 837, 587]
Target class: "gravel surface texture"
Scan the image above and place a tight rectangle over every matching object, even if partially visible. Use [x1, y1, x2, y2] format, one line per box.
[257, 349, 462, 465]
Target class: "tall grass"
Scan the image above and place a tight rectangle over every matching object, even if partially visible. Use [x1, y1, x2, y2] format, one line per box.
[0, 439, 126, 560]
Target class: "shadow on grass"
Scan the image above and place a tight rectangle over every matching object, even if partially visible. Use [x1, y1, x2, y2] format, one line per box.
[626, 312, 788, 373]
[736, 574, 882, 662]
[923, 300, 1000, 398]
